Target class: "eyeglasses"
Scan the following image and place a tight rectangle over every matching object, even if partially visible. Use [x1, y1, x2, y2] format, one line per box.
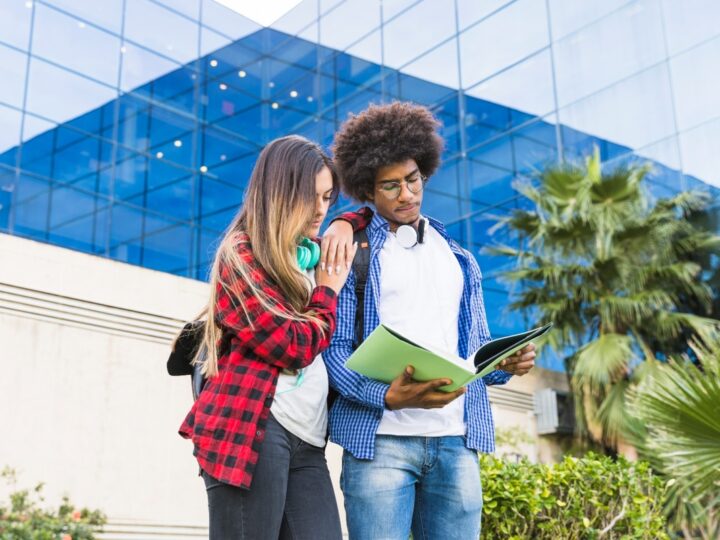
[376, 173, 427, 200]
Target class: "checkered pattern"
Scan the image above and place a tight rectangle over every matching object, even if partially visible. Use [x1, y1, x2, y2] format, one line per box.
[179, 232, 338, 489]
[324, 210, 511, 460]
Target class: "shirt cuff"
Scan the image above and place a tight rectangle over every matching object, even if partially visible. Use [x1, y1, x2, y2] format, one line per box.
[310, 285, 338, 309]
[364, 379, 390, 410]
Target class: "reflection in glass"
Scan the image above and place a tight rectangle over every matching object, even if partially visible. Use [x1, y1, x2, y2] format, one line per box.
[460, 0, 548, 88]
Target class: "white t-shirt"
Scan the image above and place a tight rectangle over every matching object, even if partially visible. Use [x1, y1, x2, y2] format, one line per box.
[376, 221, 469, 437]
[270, 269, 328, 447]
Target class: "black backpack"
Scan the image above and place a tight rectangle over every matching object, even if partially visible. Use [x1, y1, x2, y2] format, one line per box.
[166, 228, 371, 403]
[166, 320, 207, 400]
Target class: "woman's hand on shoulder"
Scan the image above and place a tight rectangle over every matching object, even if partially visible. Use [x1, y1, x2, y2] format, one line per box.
[320, 219, 355, 275]
[316, 241, 358, 294]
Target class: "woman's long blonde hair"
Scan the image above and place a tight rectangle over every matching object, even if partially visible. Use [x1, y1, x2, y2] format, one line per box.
[195, 135, 339, 377]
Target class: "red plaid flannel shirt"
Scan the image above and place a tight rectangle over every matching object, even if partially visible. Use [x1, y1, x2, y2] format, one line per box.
[178, 232, 341, 489]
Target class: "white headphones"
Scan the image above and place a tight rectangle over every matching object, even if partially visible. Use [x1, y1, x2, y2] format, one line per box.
[395, 218, 426, 249]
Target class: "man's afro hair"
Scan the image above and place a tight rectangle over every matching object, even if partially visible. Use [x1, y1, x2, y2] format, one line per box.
[332, 101, 444, 202]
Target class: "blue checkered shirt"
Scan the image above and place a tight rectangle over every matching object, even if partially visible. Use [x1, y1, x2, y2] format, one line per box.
[323, 212, 511, 459]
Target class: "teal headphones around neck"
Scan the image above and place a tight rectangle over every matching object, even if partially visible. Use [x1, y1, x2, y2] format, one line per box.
[296, 237, 320, 271]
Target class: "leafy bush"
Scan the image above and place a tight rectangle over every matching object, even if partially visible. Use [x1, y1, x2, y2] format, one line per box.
[0, 468, 105, 540]
[480, 453, 668, 539]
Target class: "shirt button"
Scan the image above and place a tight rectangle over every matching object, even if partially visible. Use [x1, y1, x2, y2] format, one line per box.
[256, 430, 263, 437]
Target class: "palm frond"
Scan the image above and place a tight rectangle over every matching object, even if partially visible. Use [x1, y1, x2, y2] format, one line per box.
[573, 333, 634, 390]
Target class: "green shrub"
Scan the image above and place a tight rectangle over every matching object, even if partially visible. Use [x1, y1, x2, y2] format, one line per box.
[480, 453, 668, 539]
[0, 468, 105, 540]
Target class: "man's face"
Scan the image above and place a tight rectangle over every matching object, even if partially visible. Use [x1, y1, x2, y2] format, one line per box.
[370, 158, 424, 232]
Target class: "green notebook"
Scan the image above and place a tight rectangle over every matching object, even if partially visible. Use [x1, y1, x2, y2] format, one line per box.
[345, 323, 552, 392]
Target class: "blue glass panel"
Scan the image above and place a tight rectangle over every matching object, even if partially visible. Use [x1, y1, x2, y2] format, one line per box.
[422, 190, 460, 224]
[430, 158, 460, 198]
[143, 175, 193, 222]
[397, 74, 455, 107]
[13, 174, 51, 240]
[467, 158, 515, 207]
[560, 124, 630, 163]
[0, 165, 15, 232]
[199, 227, 222, 265]
[141, 223, 192, 274]
[48, 202, 108, 253]
[468, 136, 514, 173]
[147, 107, 196, 168]
[109, 202, 143, 250]
[20, 130, 56, 178]
[320, 51, 382, 87]
[205, 80, 261, 124]
[51, 131, 104, 185]
[152, 67, 198, 115]
[0, 105, 21, 167]
[113, 149, 147, 200]
[432, 96, 460, 159]
[48, 186, 100, 251]
[0, 43, 28, 109]
[200, 204, 238, 233]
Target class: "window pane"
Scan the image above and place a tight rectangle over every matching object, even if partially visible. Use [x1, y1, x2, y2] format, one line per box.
[25, 58, 117, 125]
[559, 65, 676, 159]
[0, 0, 32, 50]
[124, 0, 199, 64]
[120, 43, 184, 95]
[465, 50, 554, 125]
[0, 106, 21, 167]
[320, 0, 380, 52]
[552, 0, 665, 107]
[0, 43, 28, 108]
[457, 0, 512, 31]
[142, 223, 192, 274]
[679, 117, 720, 189]
[548, 0, 629, 41]
[460, 0, 548, 88]
[201, 0, 260, 40]
[271, 0, 318, 37]
[383, 1, 455, 68]
[660, 0, 720, 55]
[399, 39, 459, 94]
[44, 0, 123, 34]
[670, 36, 720, 131]
[154, 0, 199, 20]
[13, 173, 51, 240]
[32, 3, 121, 86]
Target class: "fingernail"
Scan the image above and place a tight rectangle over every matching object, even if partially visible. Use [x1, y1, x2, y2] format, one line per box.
[328, 267, 333, 275]
[320, 262, 325, 270]
[336, 265, 341, 273]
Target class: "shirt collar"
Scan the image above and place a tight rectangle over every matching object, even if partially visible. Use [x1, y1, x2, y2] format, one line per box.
[368, 211, 450, 241]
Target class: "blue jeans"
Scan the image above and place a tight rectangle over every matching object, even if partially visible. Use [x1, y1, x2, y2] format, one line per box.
[341, 435, 482, 540]
[202, 414, 342, 540]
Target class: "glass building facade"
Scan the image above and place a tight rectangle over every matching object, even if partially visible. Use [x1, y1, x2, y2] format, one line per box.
[1, 0, 719, 369]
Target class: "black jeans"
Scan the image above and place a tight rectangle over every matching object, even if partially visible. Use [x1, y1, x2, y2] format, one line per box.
[202, 414, 342, 540]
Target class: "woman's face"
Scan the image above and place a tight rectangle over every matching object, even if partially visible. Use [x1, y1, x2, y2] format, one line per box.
[305, 165, 334, 237]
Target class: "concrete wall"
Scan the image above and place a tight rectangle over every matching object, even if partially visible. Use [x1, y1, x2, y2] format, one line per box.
[0, 233, 567, 538]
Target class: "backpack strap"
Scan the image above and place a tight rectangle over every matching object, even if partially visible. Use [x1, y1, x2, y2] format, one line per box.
[327, 228, 371, 416]
[352, 228, 371, 349]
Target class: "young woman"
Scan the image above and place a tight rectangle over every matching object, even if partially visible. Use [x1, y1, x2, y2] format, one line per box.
[179, 135, 357, 540]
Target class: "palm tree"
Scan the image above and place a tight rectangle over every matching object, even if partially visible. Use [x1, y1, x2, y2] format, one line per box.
[630, 338, 720, 539]
[486, 147, 720, 450]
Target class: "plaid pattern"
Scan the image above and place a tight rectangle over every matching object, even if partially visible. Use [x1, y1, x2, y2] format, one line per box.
[325, 210, 511, 460]
[179, 232, 338, 489]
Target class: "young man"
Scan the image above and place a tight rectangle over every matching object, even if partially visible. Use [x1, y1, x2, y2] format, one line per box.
[323, 102, 536, 539]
